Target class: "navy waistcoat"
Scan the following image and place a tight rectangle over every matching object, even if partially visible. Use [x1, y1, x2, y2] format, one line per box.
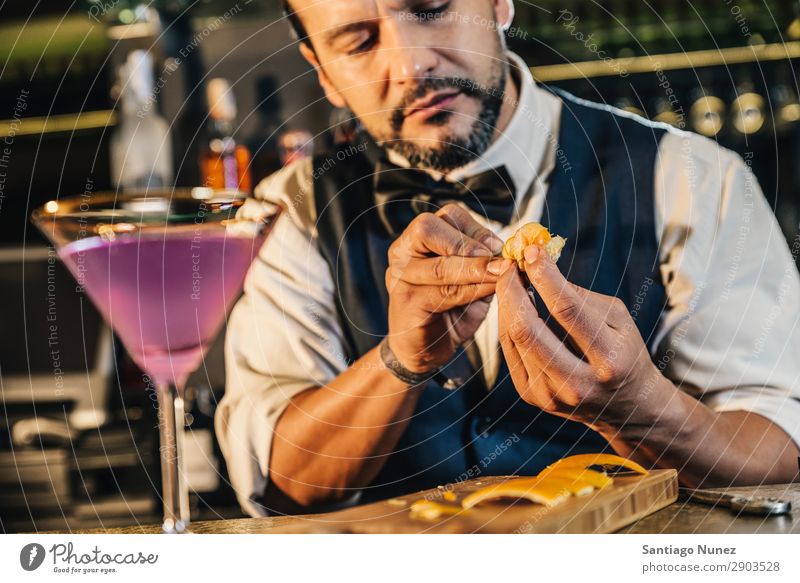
[311, 89, 668, 502]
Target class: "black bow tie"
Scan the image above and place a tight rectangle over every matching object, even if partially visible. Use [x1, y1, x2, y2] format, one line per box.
[373, 159, 517, 236]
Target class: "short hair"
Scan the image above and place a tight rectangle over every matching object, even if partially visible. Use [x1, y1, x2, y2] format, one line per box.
[282, 0, 309, 45]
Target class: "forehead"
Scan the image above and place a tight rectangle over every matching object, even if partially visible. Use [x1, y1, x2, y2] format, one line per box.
[290, 0, 412, 32]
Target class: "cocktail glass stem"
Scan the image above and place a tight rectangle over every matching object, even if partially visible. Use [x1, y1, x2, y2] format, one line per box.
[156, 383, 190, 533]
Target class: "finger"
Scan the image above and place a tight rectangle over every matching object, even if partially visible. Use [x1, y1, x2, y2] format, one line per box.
[392, 256, 503, 286]
[498, 330, 529, 391]
[522, 245, 612, 360]
[445, 299, 492, 341]
[497, 263, 588, 379]
[436, 203, 504, 255]
[418, 282, 498, 313]
[395, 213, 493, 259]
[499, 332, 560, 411]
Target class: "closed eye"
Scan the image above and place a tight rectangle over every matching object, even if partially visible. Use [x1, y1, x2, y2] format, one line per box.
[341, 1, 452, 55]
[412, 0, 452, 19]
[348, 32, 378, 55]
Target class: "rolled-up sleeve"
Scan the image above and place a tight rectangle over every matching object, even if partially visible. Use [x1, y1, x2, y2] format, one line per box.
[215, 159, 349, 516]
[654, 130, 800, 448]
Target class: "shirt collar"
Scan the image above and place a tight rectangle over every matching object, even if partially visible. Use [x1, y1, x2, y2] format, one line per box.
[385, 51, 559, 205]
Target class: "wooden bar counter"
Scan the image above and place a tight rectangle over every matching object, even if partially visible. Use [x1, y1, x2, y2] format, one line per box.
[62, 474, 800, 535]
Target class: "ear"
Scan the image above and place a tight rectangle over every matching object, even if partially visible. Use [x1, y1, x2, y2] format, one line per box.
[299, 42, 347, 110]
[494, 0, 514, 30]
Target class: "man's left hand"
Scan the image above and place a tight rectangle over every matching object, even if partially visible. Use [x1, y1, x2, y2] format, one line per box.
[495, 245, 663, 431]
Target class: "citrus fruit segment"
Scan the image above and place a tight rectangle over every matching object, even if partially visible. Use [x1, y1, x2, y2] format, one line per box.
[545, 453, 648, 476]
[502, 222, 567, 268]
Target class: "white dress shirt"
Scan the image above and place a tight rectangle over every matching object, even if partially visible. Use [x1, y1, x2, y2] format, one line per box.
[216, 52, 800, 517]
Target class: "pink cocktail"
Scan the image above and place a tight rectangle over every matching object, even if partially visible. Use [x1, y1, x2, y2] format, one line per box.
[59, 232, 264, 388]
[33, 190, 281, 533]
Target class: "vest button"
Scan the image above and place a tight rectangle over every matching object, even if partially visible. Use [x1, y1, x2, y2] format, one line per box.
[477, 416, 493, 438]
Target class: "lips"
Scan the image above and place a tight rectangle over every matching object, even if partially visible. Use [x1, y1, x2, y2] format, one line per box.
[404, 90, 461, 118]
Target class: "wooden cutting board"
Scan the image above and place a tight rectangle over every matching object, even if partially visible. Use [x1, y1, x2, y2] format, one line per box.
[268, 469, 678, 534]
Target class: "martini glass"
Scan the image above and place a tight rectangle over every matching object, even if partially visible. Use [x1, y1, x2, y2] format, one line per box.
[32, 188, 281, 533]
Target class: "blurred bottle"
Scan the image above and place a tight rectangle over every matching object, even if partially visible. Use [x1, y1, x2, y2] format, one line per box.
[770, 66, 800, 135]
[159, 7, 207, 187]
[198, 78, 252, 192]
[246, 76, 283, 186]
[110, 50, 174, 190]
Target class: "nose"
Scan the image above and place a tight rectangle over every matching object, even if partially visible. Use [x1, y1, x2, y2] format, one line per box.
[394, 47, 438, 81]
[384, 20, 439, 83]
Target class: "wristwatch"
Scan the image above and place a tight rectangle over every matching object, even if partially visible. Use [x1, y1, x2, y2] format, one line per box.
[379, 337, 443, 386]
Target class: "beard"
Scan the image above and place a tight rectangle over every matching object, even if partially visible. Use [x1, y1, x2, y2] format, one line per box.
[367, 60, 508, 173]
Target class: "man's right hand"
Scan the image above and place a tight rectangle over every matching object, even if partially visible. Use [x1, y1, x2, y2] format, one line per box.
[385, 203, 509, 375]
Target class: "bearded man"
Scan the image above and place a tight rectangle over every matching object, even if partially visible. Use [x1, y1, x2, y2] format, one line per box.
[216, 0, 800, 516]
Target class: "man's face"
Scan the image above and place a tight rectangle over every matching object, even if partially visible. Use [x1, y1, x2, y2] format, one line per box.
[292, 0, 511, 171]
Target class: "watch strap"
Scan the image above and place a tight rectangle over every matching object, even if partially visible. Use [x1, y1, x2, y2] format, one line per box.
[379, 337, 441, 386]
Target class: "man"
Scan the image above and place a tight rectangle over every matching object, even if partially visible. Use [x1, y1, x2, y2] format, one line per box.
[216, 0, 800, 516]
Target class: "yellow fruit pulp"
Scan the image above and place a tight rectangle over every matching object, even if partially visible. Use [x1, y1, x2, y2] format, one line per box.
[502, 222, 567, 268]
[409, 500, 464, 521]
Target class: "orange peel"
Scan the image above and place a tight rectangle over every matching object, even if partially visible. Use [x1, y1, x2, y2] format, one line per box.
[544, 453, 649, 476]
[538, 476, 596, 497]
[537, 466, 615, 490]
[459, 454, 646, 511]
[461, 477, 572, 509]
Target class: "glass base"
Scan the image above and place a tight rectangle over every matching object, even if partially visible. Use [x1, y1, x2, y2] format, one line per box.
[162, 518, 189, 534]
